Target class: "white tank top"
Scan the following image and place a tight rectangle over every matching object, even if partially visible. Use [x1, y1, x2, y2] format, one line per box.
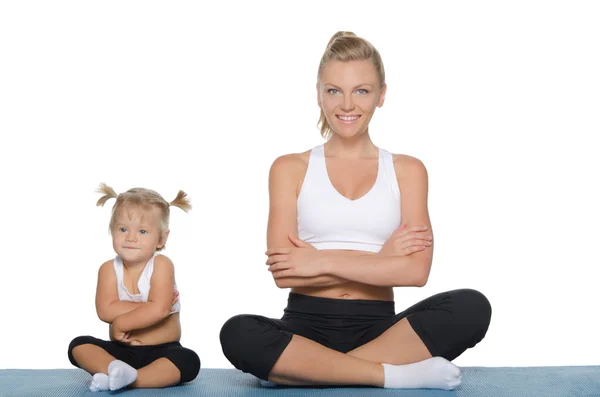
[113, 254, 181, 314]
[297, 144, 401, 253]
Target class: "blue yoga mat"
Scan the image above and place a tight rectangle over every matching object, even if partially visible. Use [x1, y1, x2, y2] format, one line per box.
[1, 367, 599, 396]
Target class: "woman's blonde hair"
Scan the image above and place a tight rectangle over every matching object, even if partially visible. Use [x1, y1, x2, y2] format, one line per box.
[96, 183, 191, 251]
[317, 31, 386, 140]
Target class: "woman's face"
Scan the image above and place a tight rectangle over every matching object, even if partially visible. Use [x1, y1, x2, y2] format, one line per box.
[318, 60, 386, 139]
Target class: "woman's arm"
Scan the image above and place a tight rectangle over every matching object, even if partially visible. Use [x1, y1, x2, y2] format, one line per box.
[267, 154, 349, 289]
[111, 255, 175, 333]
[95, 260, 144, 323]
[268, 156, 433, 288]
[324, 156, 433, 287]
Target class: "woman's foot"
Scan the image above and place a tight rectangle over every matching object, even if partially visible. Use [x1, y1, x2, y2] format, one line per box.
[382, 356, 462, 390]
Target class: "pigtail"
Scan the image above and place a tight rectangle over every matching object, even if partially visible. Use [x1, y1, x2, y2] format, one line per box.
[96, 183, 118, 207]
[170, 190, 192, 212]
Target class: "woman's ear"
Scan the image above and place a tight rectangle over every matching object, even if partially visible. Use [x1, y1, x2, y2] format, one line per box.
[378, 83, 387, 107]
[316, 82, 322, 108]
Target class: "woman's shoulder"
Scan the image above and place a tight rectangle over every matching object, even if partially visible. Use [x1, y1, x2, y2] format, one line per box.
[391, 152, 425, 166]
[390, 152, 428, 180]
[269, 150, 312, 176]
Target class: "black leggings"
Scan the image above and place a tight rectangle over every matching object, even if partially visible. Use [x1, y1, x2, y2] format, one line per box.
[68, 336, 200, 384]
[220, 289, 491, 381]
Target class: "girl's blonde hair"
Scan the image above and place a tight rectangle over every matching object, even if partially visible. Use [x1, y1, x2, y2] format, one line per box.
[96, 183, 191, 251]
[317, 31, 386, 141]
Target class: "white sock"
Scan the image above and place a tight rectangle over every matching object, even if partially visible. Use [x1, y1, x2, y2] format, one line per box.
[107, 360, 138, 391]
[382, 356, 462, 390]
[89, 373, 109, 392]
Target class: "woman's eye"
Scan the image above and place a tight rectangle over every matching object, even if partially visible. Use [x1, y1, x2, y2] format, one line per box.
[327, 88, 339, 95]
[356, 89, 369, 95]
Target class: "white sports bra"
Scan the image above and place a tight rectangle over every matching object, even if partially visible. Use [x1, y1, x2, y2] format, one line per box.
[297, 144, 401, 253]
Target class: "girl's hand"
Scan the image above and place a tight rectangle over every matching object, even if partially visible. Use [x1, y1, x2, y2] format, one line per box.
[110, 319, 133, 343]
[170, 289, 179, 313]
[379, 224, 433, 257]
[265, 234, 324, 278]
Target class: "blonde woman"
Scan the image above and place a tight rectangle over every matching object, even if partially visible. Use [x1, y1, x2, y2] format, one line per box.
[220, 31, 491, 390]
[68, 184, 200, 391]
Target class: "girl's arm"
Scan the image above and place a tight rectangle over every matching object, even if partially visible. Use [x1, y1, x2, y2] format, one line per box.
[95, 260, 144, 324]
[267, 154, 349, 289]
[111, 255, 175, 333]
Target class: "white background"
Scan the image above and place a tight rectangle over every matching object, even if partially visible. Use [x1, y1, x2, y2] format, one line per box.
[1, 1, 599, 370]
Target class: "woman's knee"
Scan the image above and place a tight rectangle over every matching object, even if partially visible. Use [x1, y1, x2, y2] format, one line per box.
[454, 289, 492, 342]
[219, 314, 258, 361]
[219, 314, 289, 379]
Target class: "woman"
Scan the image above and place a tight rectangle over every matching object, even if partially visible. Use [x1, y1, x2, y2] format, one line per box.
[220, 31, 491, 390]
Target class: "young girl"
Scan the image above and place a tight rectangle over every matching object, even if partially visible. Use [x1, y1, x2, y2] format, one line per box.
[68, 184, 200, 391]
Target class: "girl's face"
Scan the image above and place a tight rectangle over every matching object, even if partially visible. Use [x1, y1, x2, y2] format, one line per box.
[318, 60, 386, 140]
[111, 204, 168, 266]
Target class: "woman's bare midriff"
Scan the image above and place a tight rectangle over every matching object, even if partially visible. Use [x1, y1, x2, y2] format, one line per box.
[291, 249, 394, 301]
[110, 313, 182, 346]
[293, 282, 393, 301]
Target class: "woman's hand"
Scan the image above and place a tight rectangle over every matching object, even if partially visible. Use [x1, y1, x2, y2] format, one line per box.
[265, 234, 324, 278]
[379, 224, 432, 257]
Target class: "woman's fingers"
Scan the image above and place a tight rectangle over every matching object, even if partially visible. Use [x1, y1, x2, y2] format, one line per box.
[268, 262, 292, 273]
[391, 225, 428, 239]
[402, 225, 429, 235]
[396, 229, 432, 244]
[271, 269, 293, 278]
[265, 254, 288, 265]
[397, 235, 433, 247]
[400, 245, 427, 255]
[288, 234, 309, 248]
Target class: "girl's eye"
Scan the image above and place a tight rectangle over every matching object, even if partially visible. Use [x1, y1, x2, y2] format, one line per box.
[140, 230, 147, 235]
[119, 227, 127, 233]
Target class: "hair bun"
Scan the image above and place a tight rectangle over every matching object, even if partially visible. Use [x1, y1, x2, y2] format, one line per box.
[327, 31, 357, 47]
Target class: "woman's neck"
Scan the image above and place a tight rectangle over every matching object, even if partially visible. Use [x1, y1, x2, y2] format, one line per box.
[324, 133, 377, 159]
